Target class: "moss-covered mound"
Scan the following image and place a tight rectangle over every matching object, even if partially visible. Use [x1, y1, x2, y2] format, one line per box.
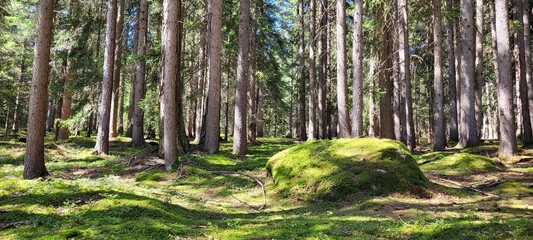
[420, 153, 499, 176]
[266, 138, 427, 201]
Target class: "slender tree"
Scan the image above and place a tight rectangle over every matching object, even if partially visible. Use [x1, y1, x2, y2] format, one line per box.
[474, 0, 483, 141]
[23, 0, 54, 179]
[233, 0, 250, 156]
[494, 0, 517, 157]
[351, 0, 363, 138]
[131, 0, 148, 146]
[378, 4, 394, 139]
[458, 0, 478, 148]
[318, 0, 328, 139]
[202, 0, 223, 153]
[298, 0, 306, 141]
[433, 0, 446, 150]
[110, 0, 125, 138]
[522, 0, 533, 145]
[161, 0, 179, 170]
[57, 61, 73, 140]
[93, 0, 117, 154]
[336, 0, 350, 138]
[447, 0, 458, 141]
[308, 0, 317, 140]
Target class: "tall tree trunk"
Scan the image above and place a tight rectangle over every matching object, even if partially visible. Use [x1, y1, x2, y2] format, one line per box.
[248, 23, 258, 143]
[447, 0, 459, 141]
[233, 0, 250, 156]
[257, 87, 265, 137]
[378, 4, 394, 139]
[201, 0, 223, 154]
[398, 0, 415, 150]
[514, 0, 532, 143]
[474, 0, 483, 141]
[46, 96, 55, 132]
[58, 60, 73, 140]
[4, 106, 10, 140]
[93, 0, 117, 154]
[131, 0, 148, 146]
[368, 51, 378, 137]
[126, 17, 139, 138]
[12, 57, 25, 134]
[433, 0, 446, 150]
[161, 0, 179, 170]
[522, 0, 533, 145]
[318, 0, 328, 139]
[118, 66, 125, 135]
[110, 0, 125, 138]
[351, 0, 363, 138]
[24, 0, 54, 179]
[308, 0, 317, 140]
[458, 0, 478, 148]
[336, 0, 350, 138]
[87, 112, 94, 138]
[298, 0, 306, 141]
[494, 0, 517, 157]
[194, 3, 207, 143]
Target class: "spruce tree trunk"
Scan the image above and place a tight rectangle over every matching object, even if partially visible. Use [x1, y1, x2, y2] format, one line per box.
[368, 51, 377, 137]
[58, 61, 73, 140]
[12, 57, 25, 134]
[248, 23, 258, 143]
[522, 0, 533, 145]
[318, 0, 328, 139]
[433, 0, 446, 150]
[308, 0, 317, 140]
[93, 0, 117, 154]
[514, 0, 532, 144]
[126, 18, 139, 138]
[232, 0, 250, 156]
[351, 0, 363, 138]
[446, 0, 459, 141]
[458, 0, 478, 148]
[398, 0, 415, 150]
[494, 0, 517, 157]
[378, 4, 394, 139]
[474, 0, 483, 141]
[336, 0, 350, 138]
[110, 0, 125, 138]
[161, 0, 179, 170]
[202, 0, 223, 154]
[24, 0, 54, 179]
[298, 0, 306, 141]
[131, 0, 148, 146]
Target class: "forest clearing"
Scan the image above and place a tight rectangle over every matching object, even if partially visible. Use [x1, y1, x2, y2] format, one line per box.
[1, 136, 532, 239]
[2, 0, 533, 238]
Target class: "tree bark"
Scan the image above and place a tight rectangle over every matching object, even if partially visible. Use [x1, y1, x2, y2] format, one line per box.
[318, 0, 328, 139]
[232, 0, 250, 156]
[522, 0, 533, 145]
[298, 0, 306, 141]
[458, 0, 478, 148]
[58, 60, 73, 140]
[446, 0, 459, 141]
[248, 23, 258, 143]
[494, 0, 517, 157]
[93, 0, 117, 154]
[24, 0, 54, 179]
[351, 0, 363, 138]
[336, 0, 350, 138]
[201, 0, 223, 154]
[308, 0, 317, 140]
[398, 0, 415, 150]
[474, 0, 483, 141]
[131, 0, 148, 146]
[110, 0, 125, 138]
[378, 4, 394, 140]
[433, 0, 446, 150]
[161, 0, 179, 170]
[126, 16, 139, 138]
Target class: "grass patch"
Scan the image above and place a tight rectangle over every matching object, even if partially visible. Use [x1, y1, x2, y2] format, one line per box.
[420, 153, 499, 176]
[266, 138, 428, 201]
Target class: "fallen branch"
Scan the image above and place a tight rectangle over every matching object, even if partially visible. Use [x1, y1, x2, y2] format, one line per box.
[210, 170, 267, 211]
[428, 174, 500, 199]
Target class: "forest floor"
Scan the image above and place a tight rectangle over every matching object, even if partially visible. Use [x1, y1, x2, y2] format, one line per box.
[0, 134, 532, 239]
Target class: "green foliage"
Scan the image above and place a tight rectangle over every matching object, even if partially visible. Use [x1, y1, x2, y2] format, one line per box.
[267, 138, 428, 201]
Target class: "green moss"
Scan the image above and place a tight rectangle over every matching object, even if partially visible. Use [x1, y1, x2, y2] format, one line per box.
[420, 153, 499, 176]
[266, 138, 428, 201]
[135, 170, 168, 182]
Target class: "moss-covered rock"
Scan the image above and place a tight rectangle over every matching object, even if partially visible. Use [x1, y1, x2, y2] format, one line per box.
[266, 138, 427, 201]
[419, 153, 499, 176]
